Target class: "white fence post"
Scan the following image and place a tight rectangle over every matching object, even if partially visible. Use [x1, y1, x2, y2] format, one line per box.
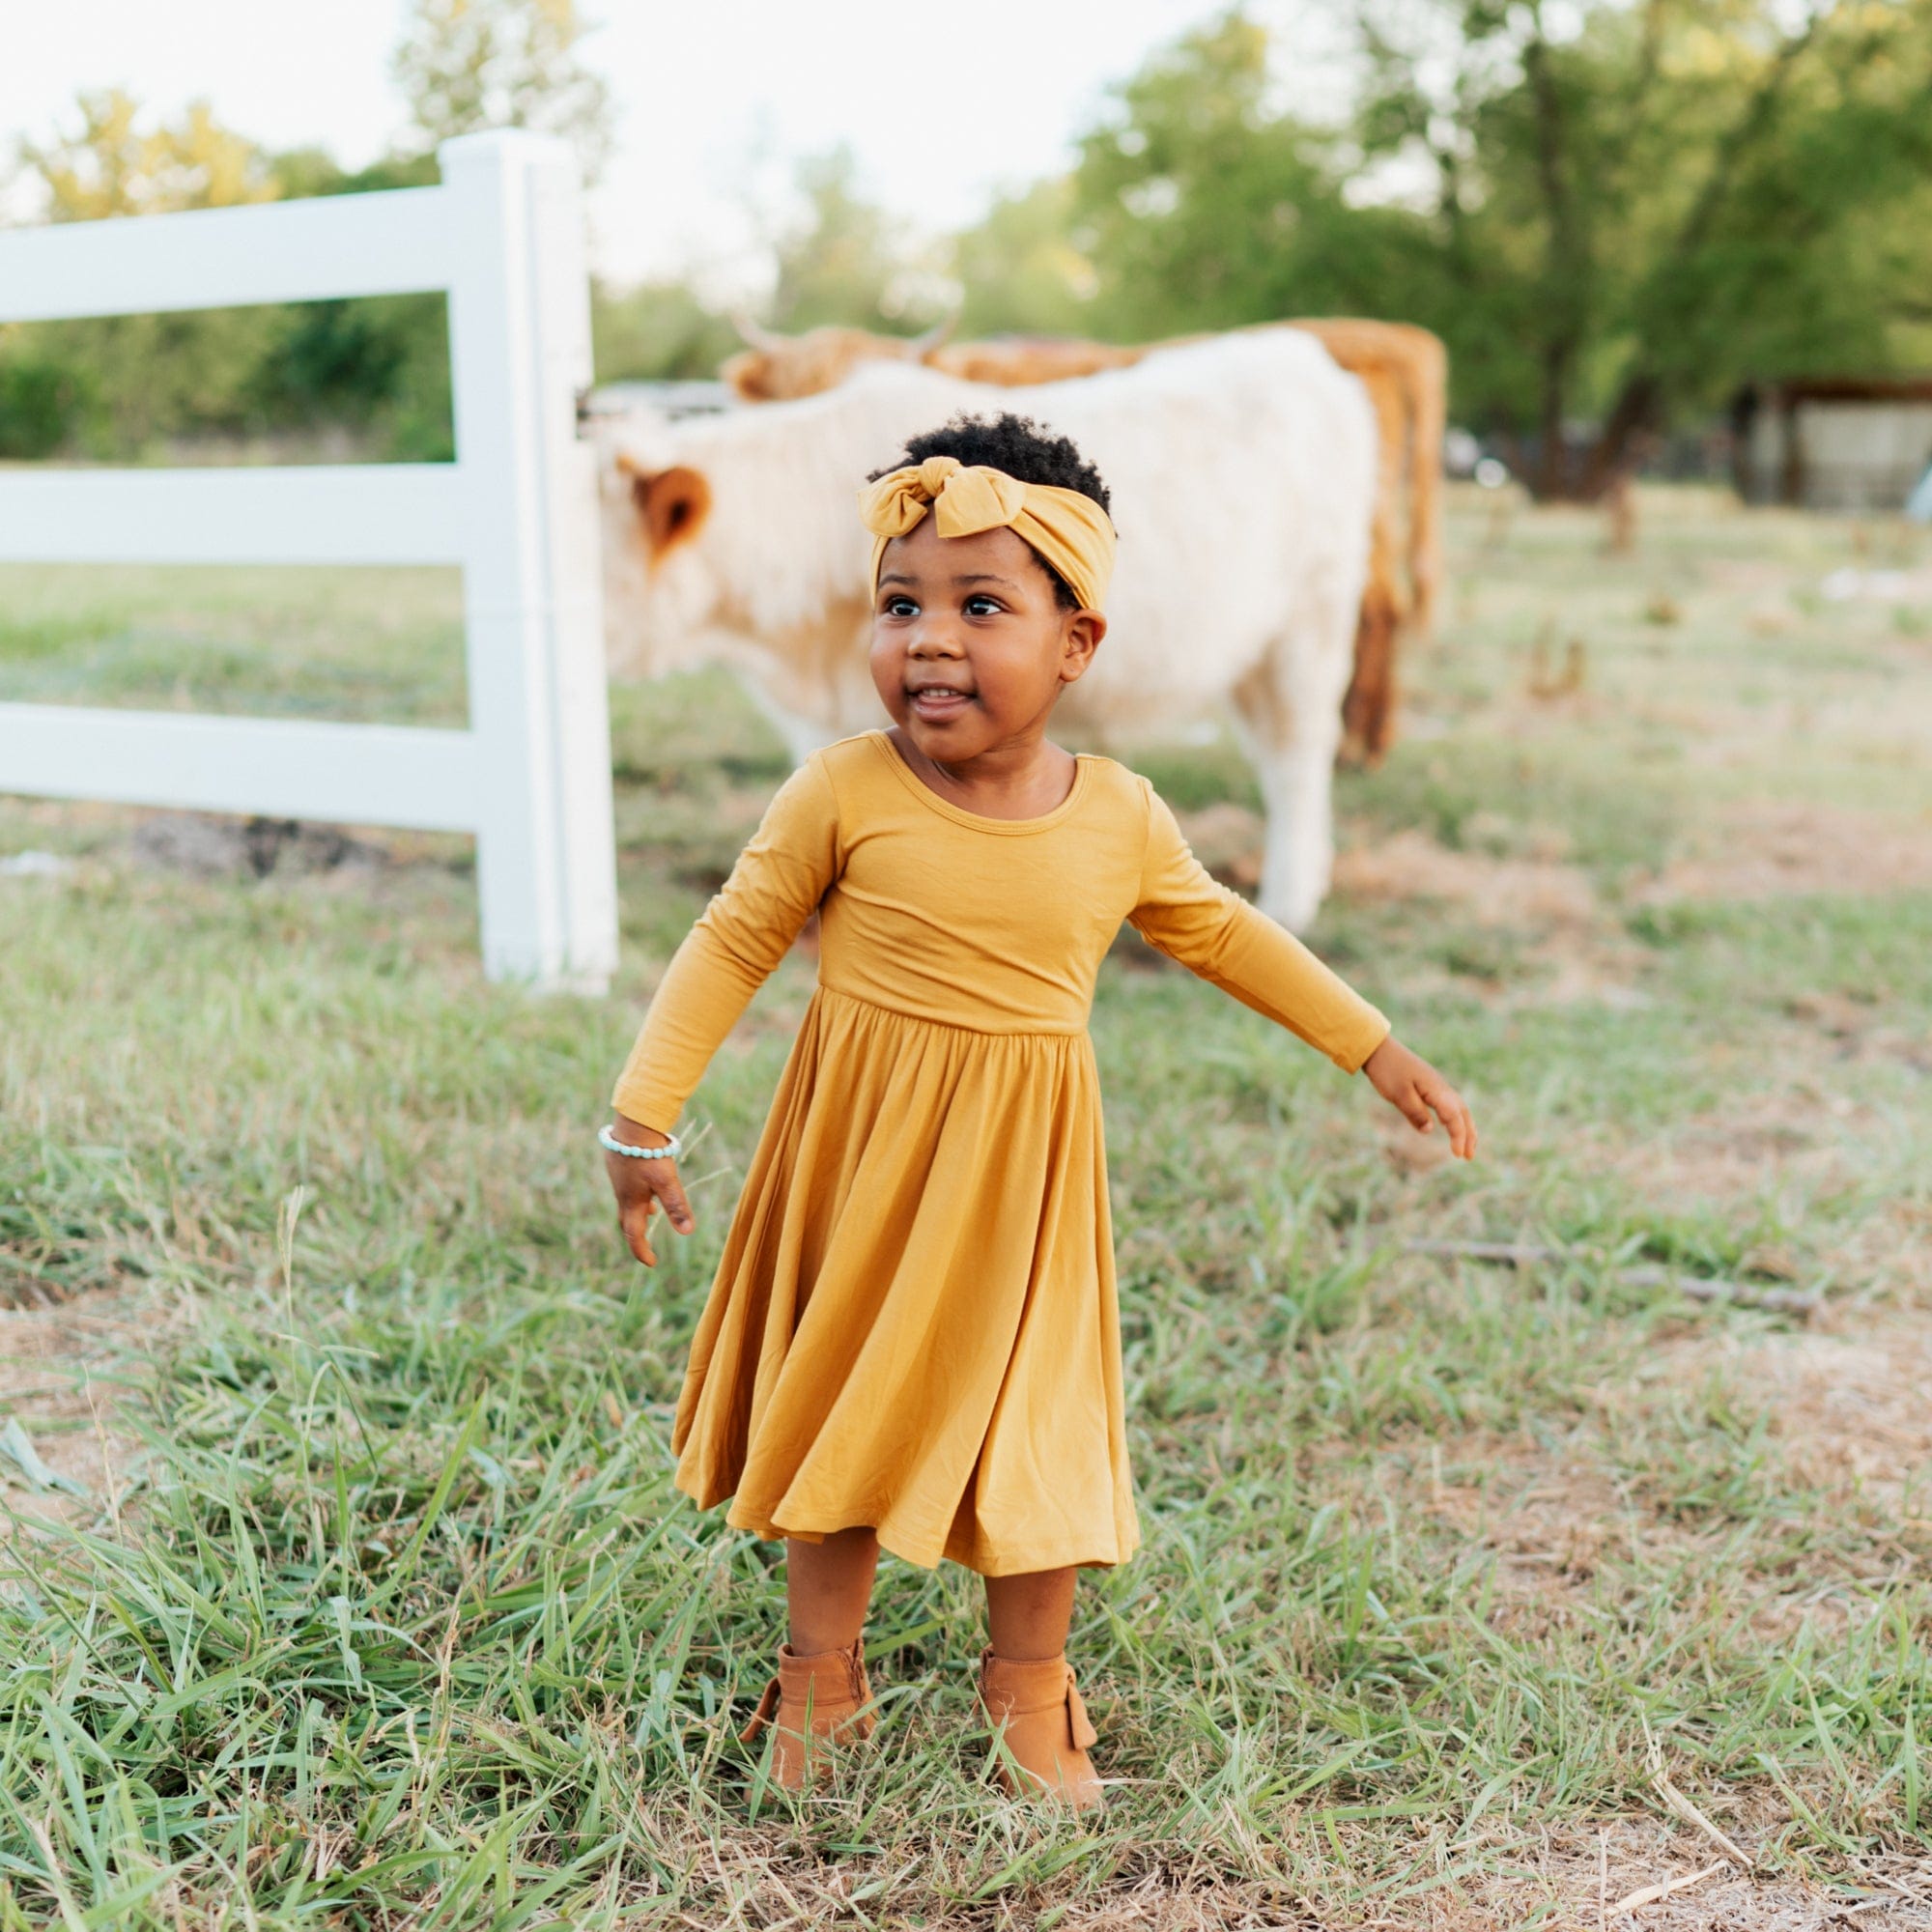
[440, 130, 618, 991]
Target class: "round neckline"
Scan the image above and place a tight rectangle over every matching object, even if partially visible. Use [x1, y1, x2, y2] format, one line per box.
[869, 728, 1093, 834]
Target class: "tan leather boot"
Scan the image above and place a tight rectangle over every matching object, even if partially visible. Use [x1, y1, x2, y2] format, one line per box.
[739, 1636, 876, 1790]
[976, 1648, 1104, 1809]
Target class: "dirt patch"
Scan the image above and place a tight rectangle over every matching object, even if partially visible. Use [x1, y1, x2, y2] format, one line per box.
[0, 1291, 157, 1535]
[661, 1813, 1925, 1928]
[1680, 1322, 1932, 1520]
[1174, 802, 1267, 892]
[1172, 811, 1604, 929]
[1638, 801, 1932, 905]
[1334, 828, 1600, 927]
[1588, 1086, 1878, 1214]
[1325, 827, 1656, 1009]
[130, 811, 390, 879]
[1437, 1817, 1932, 1930]
[1407, 1435, 1640, 1622]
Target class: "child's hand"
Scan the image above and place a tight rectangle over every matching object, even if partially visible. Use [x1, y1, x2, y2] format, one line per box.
[1361, 1037, 1478, 1160]
[603, 1115, 696, 1266]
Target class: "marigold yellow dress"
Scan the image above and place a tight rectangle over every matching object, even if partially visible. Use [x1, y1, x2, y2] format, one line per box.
[611, 728, 1389, 1577]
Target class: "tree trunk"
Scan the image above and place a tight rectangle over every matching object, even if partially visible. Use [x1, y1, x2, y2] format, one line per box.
[1578, 371, 1660, 500]
[1538, 345, 1571, 498]
[1523, 16, 1586, 502]
[1560, 15, 1824, 504]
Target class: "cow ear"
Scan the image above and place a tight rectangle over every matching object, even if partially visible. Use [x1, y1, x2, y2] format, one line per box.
[632, 465, 713, 557]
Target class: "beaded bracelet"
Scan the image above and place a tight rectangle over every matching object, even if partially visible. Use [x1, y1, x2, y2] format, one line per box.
[598, 1122, 682, 1162]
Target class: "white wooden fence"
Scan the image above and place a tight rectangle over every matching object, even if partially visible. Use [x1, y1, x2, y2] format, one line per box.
[0, 131, 618, 990]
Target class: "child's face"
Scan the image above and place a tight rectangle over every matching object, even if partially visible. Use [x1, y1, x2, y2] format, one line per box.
[868, 520, 1103, 760]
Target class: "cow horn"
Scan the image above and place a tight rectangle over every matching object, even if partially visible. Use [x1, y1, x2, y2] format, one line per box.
[730, 309, 789, 354]
[909, 305, 959, 356]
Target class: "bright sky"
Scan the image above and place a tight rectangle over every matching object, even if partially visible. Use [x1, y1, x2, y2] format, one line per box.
[2, 0, 1279, 291]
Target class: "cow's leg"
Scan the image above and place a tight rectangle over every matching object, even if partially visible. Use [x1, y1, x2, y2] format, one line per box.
[1229, 639, 1350, 934]
[734, 671, 843, 768]
[732, 602, 878, 768]
[1339, 380, 1408, 767]
[1339, 564, 1402, 768]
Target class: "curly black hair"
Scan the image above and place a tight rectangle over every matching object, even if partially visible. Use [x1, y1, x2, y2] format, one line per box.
[867, 411, 1113, 609]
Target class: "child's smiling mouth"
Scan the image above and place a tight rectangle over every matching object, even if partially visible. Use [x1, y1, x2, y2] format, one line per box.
[907, 685, 974, 721]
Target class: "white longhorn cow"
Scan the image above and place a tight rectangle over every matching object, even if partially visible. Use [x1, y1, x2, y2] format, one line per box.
[596, 330, 1377, 930]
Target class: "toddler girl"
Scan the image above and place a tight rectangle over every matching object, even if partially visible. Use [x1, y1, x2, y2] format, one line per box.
[601, 412, 1475, 1809]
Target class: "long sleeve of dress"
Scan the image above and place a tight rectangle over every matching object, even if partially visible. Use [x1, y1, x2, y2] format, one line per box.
[1126, 779, 1391, 1073]
[611, 756, 842, 1131]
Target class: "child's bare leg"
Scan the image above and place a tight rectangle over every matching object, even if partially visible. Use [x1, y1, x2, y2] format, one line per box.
[785, 1526, 879, 1651]
[983, 1565, 1077, 1660]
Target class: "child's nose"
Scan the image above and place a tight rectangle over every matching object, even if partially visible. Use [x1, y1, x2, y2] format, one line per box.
[908, 622, 964, 657]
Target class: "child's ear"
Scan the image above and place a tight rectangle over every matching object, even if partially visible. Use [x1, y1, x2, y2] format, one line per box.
[1059, 609, 1106, 684]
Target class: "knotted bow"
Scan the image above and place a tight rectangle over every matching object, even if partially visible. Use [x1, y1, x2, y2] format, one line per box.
[858, 454, 1116, 612]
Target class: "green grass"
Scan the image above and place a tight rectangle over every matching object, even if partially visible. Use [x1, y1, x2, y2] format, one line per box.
[0, 563, 467, 724]
[1, 487, 1929, 1927]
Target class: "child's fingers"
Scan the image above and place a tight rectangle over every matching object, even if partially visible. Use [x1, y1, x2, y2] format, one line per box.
[652, 1167, 696, 1235]
[619, 1196, 658, 1267]
[1397, 1082, 1435, 1133]
[1427, 1080, 1478, 1159]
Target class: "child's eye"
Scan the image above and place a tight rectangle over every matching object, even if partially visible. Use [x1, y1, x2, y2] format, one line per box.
[884, 595, 918, 617]
[964, 595, 1004, 616]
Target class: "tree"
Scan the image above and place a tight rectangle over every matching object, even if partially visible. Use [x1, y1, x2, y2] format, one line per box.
[14, 88, 279, 220]
[392, 0, 614, 183]
[1055, 2, 1932, 496]
[1067, 14, 1398, 342]
[0, 100, 452, 460]
[252, 150, 453, 461]
[3, 93, 285, 454]
[591, 279, 742, 383]
[764, 148, 949, 336]
[950, 178, 1098, 339]
[1352, 0, 1932, 493]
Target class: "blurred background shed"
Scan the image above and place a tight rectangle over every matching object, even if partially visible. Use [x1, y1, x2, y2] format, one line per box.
[1733, 375, 1932, 513]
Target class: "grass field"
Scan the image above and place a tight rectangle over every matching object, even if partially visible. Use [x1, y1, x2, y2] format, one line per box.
[2, 485, 1930, 1928]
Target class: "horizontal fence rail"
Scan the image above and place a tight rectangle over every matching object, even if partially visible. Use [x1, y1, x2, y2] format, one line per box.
[0, 186, 454, 323]
[0, 706, 481, 832]
[0, 467, 469, 566]
[0, 132, 618, 988]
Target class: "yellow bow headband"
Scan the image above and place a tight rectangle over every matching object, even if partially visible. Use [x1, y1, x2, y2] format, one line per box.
[858, 455, 1116, 613]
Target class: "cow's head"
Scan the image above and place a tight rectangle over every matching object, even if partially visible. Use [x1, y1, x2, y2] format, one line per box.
[595, 429, 726, 680]
[592, 365, 970, 739]
[721, 312, 956, 403]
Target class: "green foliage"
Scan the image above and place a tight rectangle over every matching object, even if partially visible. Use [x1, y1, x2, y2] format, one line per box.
[1065, 14, 1398, 339]
[952, 178, 1098, 340]
[391, 0, 613, 183]
[590, 279, 743, 384]
[14, 6, 1932, 468]
[0, 125, 454, 463]
[1346, 0, 1932, 486]
[14, 87, 280, 219]
[0, 13, 592, 463]
[944, 1, 1932, 494]
[0, 355, 91, 460]
[767, 147, 947, 336]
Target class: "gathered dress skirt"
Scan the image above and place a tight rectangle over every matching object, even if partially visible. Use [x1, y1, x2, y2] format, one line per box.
[669, 983, 1140, 1576]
